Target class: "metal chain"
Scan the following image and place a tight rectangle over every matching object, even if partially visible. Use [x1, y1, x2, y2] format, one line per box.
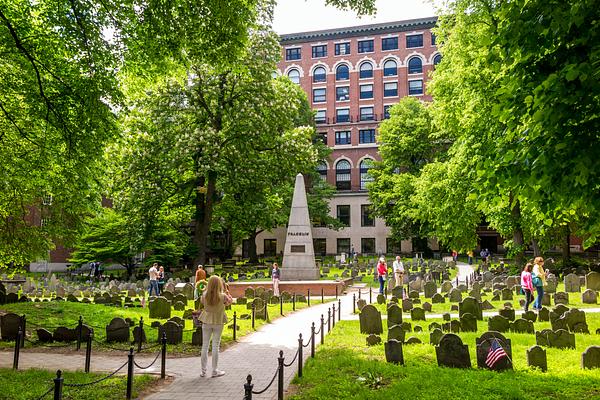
[91, 337, 131, 352]
[63, 360, 128, 387]
[25, 337, 75, 348]
[251, 365, 279, 395]
[35, 386, 53, 400]
[133, 349, 162, 370]
[283, 348, 299, 367]
[302, 335, 312, 348]
[139, 342, 162, 351]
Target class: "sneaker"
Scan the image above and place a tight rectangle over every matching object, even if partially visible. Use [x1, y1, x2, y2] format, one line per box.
[200, 370, 206, 378]
[212, 370, 226, 378]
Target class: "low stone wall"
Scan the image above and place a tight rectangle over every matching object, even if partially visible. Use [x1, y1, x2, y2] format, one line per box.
[227, 278, 353, 298]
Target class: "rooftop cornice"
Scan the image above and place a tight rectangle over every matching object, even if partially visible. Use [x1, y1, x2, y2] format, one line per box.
[280, 16, 438, 44]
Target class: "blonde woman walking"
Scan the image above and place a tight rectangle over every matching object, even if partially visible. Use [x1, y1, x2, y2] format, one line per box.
[532, 257, 547, 310]
[198, 275, 232, 377]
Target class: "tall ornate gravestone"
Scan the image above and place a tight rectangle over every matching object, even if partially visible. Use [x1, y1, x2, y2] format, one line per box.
[281, 174, 319, 280]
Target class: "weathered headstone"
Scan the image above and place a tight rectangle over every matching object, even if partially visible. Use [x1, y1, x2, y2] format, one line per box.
[402, 298, 413, 312]
[133, 326, 147, 344]
[366, 334, 381, 346]
[586, 272, 600, 291]
[564, 273, 581, 292]
[538, 307, 550, 322]
[448, 288, 462, 303]
[582, 289, 597, 304]
[387, 324, 405, 342]
[522, 311, 537, 322]
[435, 334, 471, 368]
[554, 292, 569, 305]
[106, 318, 130, 343]
[460, 313, 478, 332]
[149, 297, 171, 319]
[356, 298, 367, 310]
[430, 328, 444, 345]
[500, 288, 513, 301]
[431, 293, 445, 304]
[0, 313, 21, 340]
[441, 281, 453, 293]
[527, 345, 547, 372]
[387, 304, 402, 326]
[410, 307, 426, 321]
[384, 340, 404, 364]
[53, 327, 77, 342]
[36, 328, 53, 343]
[488, 315, 510, 333]
[536, 329, 575, 349]
[459, 297, 483, 320]
[552, 308, 589, 333]
[377, 294, 385, 304]
[424, 281, 437, 298]
[510, 318, 534, 334]
[359, 305, 383, 335]
[159, 321, 183, 344]
[476, 332, 512, 371]
[581, 346, 600, 370]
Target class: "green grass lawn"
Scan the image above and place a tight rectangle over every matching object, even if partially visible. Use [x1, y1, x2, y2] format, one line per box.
[0, 368, 157, 400]
[290, 315, 600, 400]
[0, 297, 332, 354]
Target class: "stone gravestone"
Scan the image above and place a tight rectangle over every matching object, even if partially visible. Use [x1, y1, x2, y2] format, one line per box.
[432, 293, 445, 304]
[488, 315, 510, 333]
[391, 286, 404, 299]
[586, 272, 600, 291]
[460, 313, 478, 332]
[582, 289, 597, 304]
[402, 298, 413, 312]
[435, 334, 471, 369]
[538, 307, 550, 322]
[356, 299, 367, 310]
[424, 281, 437, 298]
[581, 346, 600, 370]
[0, 313, 21, 340]
[564, 273, 581, 292]
[410, 307, 426, 321]
[441, 281, 453, 293]
[366, 334, 381, 346]
[448, 288, 462, 303]
[430, 328, 444, 345]
[388, 324, 405, 342]
[536, 329, 575, 349]
[554, 292, 569, 305]
[253, 298, 268, 320]
[500, 288, 513, 301]
[459, 297, 483, 320]
[281, 174, 319, 280]
[159, 321, 183, 345]
[384, 340, 404, 364]
[527, 345, 547, 372]
[387, 304, 402, 326]
[149, 297, 171, 319]
[182, 283, 194, 300]
[499, 307, 515, 321]
[106, 317, 130, 343]
[359, 305, 383, 335]
[53, 327, 77, 342]
[133, 326, 146, 344]
[546, 275, 557, 294]
[552, 308, 589, 333]
[476, 331, 512, 371]
[37, 328, 53, 343]
[377, 294, 385, 305]
[511, 318, 534, 334]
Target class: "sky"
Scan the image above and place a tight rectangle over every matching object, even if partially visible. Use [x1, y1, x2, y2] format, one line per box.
[273, 0, 440, 34]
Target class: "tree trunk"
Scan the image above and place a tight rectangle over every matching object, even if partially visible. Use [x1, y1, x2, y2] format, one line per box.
[531, 239, 541, 257]
[193, 173, 217, 265]
[510, 194, 525, 266]
[562, 225, 571, 267]
[248, 230, 259, 264]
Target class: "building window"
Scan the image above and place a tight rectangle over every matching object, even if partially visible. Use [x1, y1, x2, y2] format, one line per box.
[384, 82, 398, 97]
[359, 84, 373, 99]
[335, 130, 351, 145]
[361, 205, 375, 226]
[360, 106, 374, 121]
[335, 64, 350, 80]
[361, 238, 375, 254]
[431, 33, 437, 46]
[335, 42, 350, 56]
[264, 239, 277, 256]
[315, 110, 326, 124]
[337, 205, 351, 226]
[408, 57, 423, 74]
[313, 238, 327, 256]
[317, 132, 327, 144]
[312, 45, 327, 58]
[287, 69, 300, 84]
[358, 39, 374, 53]
[336, 108, 350, 123]
[335, 160, 351, 190]
[386, 237, 402, 254]
[360, 158, 374, 189]
[359, 129, 375, 144]
[382, 37, 398, 51]
[406, 34, 423, 48]
[408, 80, 423, 95]
[383, 59, 397, 76]
[337, 238, 351, 254]
[433, 54, 442, 66]
[336, 86, 350, 101]
[359, 62, 373, 79]
[384, 105, 392, 119]
[313, 88, 326, 103]
[317, 162, 328, 181]
[286, 48, 301, 60]
[313, 66, 327, 83]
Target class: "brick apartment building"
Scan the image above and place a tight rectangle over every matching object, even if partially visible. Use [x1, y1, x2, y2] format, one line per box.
[252, 17, 443, 257]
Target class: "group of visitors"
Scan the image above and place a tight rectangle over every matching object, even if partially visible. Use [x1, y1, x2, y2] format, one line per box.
[520, 256, 547, 312]
[377, 256, 406, 296]
[147, 263, 166, 296]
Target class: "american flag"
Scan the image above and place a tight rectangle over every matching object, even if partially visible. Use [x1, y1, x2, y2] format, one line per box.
[485, 339, 508, 368]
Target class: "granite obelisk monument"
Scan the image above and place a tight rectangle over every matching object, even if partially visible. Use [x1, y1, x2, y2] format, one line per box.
[281, 173, 319, 280]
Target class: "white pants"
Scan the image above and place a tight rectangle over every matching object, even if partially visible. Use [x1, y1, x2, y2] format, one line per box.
[273, 279, 280, 296]
[395, 273, 404, 288]
[201, 324, 224, 373]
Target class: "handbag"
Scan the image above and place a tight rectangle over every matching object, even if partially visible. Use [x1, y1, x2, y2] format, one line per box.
[532, 276, 542, 287]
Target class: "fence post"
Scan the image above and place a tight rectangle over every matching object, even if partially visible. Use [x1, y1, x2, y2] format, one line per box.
[307, 289, 310, 307]
[358, 288, 361, 300]
[298, 333, 303, 378]
[85, 331, 93, 373]
[320, 314, 324, 345]
[160, 332, 167, 379]
[332, 304, 336, 328]
[335, 286, 338, 299]
[77, 316, 83, 351]
[353, 293, 356, 314]
[126, 348, 134, 400]
[310, 322, 315, 358]
[233, 311, 237, 342]
[20, 315, 26, 349]
[244, 374, 253, 400]
[321, 288, 324, 304]
[280, 296, 283, 316]
[369, 287, 372, 303]
[53, 370, 63, 400]
[327, 308, 331, 333]
[277, 350, 284, 400]
[292, 293, 296, 311]
[137, 317, 144, 353]
[13, 327, 21, 370]
[338, 299, 341, 320]
[251, 302, 256, 330]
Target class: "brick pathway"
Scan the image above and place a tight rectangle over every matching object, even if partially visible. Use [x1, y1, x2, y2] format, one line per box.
[0, 291, 357, 400]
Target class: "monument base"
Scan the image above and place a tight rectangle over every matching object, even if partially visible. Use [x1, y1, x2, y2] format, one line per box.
[281, 267, 320, 281]
[226, 279, 352, 298]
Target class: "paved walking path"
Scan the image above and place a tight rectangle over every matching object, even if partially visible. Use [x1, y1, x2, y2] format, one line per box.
[0, 292, 357, 400]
